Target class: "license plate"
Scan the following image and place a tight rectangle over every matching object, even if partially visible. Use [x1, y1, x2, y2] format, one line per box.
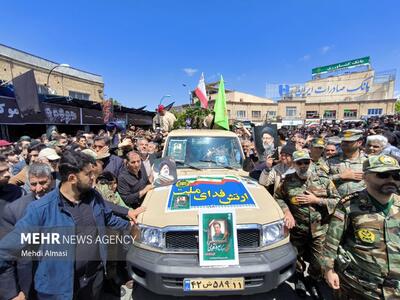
[183, 277, 244, 291]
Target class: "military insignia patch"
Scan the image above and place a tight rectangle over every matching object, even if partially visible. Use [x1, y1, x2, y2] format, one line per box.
[290, 196, 299, 205]
[176, 180, 189, 187]
[298, 151, 306, 157]
[357, 229, 376, 243]
[379, 155, 397, 166]
[343, 132, 353, 138]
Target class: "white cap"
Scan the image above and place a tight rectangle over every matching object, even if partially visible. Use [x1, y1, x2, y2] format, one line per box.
[38, 148, 61, 161]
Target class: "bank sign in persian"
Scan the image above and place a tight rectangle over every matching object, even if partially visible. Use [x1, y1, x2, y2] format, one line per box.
[312, 56, 370, 75]
[166, 175, 256, 211]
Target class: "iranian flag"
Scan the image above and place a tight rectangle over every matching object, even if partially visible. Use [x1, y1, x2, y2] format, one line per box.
[194, 72, 208, 108]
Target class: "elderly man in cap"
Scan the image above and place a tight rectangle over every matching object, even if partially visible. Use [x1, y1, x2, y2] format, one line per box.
[323, 154, 400, 299]
[274, 150, 340, 299]
[327, 129, 367, 197]
[152, 105, 176, 133]
[259, 143, 296, 194]
[310, 138, 329, 174]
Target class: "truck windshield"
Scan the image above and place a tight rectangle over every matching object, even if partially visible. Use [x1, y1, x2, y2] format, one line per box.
[165, 136, 243, 169]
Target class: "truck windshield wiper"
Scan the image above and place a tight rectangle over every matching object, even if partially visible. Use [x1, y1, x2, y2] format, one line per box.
[175, 161, 202, 170]
[199, 159, 236, 170]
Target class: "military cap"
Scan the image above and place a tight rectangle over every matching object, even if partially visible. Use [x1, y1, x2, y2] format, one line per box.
[341, 129, 363, 142]
[292, 150, 311, 162]
[363, 155, 400, 173]
[311, 137, 326, 148]
[18, 135, 31, 142]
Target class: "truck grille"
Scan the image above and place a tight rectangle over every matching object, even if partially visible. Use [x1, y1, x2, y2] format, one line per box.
[165, 228, 260, 251]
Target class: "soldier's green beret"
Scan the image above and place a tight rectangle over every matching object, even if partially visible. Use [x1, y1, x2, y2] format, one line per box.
[292, 150, 311, 162]
[311, 137, 325, 148]
[363, 155, 400, 173]
[341, 129, 363, 142]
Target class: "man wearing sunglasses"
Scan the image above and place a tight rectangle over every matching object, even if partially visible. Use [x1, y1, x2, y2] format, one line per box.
[274, 150, 340, 299]
[323, 154, 400, 300]
[327, 129, 367, 197]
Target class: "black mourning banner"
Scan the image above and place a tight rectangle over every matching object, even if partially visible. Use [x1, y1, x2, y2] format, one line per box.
[12, 70, 41, 117]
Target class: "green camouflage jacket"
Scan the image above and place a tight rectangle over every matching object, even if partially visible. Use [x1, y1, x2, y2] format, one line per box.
[273, 166, 340, 237]
[322, 190, 400, 299]
[327, 153, 367, 197]
[313, 157, 330, 175]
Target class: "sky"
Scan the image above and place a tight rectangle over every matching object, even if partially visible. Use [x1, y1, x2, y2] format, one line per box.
[1, 0, 400, 110]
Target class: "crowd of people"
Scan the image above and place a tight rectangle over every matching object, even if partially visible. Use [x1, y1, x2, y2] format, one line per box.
[236, 114, 400, 300]
[0, 113, 399, 299]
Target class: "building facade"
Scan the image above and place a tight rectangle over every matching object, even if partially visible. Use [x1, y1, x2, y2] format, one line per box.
[196, 59, 397, 125]
[0, 44, 104, 102]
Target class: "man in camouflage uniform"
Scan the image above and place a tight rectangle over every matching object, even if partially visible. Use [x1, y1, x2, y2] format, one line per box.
[274, 150, 340, 299]
[323, 154, 400, 300]
[310, 137, 329, 175]
[328, 129, 367, 197]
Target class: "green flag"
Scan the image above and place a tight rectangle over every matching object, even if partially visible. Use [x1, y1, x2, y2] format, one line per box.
[213, 76, 229, 130]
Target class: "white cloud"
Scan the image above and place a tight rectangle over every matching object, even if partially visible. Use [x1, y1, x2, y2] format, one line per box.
[299, 54, 311, 62]
[395, 90, 400, 98]
[182, 68, 198, 77]
[321, 45, 333, 54]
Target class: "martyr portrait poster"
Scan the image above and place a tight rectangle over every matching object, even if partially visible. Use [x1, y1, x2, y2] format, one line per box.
[199, 209, 239, 267]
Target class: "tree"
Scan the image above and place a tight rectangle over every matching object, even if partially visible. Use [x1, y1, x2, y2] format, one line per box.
[395, 100, 400, 114]
[109, 97, 122, 106]
[172, 106, 212, 129]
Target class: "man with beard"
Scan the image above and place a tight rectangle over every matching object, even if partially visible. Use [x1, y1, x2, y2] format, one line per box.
[261, 127, 277, 158]
[323, 155, 400, 299]
[274, 150, 340, 299]
[310, 138, 329, 175]
[324, 142, 338, 159]
[328, 129, 367, 197]
[0, 151, 132, 300]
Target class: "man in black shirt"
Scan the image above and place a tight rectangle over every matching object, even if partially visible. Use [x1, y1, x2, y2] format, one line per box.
[118, 151, 153, 209]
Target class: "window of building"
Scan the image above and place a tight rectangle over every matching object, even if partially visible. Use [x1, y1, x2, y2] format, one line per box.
[227, 110, 231, 117]
[306, 111, 319, 118]
[267, 111, 276, 116]
[69, 91, 90, 101]
[343, 109, 357, 118]
[252, 111, 261, 119]
[286, 106, 297, 117]
[367, 108, 383, 116]
[237, 110, 246, 118]
[323, 110, 336, 118]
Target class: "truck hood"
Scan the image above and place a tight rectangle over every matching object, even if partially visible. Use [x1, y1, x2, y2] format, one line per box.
[138, 169, 283, 228]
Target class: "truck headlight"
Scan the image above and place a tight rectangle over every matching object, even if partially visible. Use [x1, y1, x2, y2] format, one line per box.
[137, 225, 164, 249]
[261, 220, 286, 246]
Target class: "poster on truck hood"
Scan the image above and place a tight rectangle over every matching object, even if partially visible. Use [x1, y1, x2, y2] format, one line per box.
[166, 175, 256, 211]
[199, 209, 239, 267]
